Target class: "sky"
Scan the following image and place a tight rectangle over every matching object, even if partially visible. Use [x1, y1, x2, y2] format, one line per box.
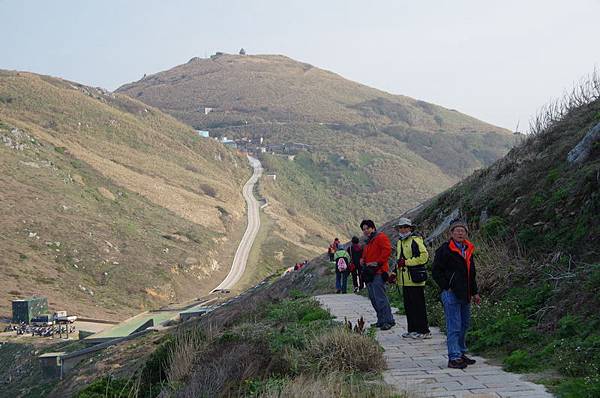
[1, 0, 599, 130]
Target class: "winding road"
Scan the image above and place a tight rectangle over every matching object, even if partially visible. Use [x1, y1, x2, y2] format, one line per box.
[213, 155, 263, 291]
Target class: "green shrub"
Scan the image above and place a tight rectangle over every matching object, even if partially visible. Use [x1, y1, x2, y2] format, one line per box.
[468, 299, 535, 351]
[546, 168, 562, 185]
[555, 376, 600, 398]
[76, 377, 132, 398]
[553, 335, 600, 377]
[243, 376, 289, 396]
[481, 216, 508, 238]
[505, 284, 552, 317]
[531, 192, 546, 207]
[267, 297, 331, 324]
[470, 313, 534, 351]
[299, 307, 331, 324]
[503, 349, 537, 372]
[517, 227, 537, 246]
[557, 315, 584, 338]
[584, 264, 600, 292]
[551, 187, 569, 203]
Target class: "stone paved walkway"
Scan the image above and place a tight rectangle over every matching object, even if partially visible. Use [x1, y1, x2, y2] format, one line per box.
[315, 294, 553, 398]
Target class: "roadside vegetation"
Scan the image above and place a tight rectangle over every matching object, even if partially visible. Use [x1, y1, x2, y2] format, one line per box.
[75, 294, 401, 398]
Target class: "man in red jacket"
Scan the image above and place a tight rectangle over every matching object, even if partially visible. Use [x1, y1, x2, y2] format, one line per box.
[360, 219, 395, 330]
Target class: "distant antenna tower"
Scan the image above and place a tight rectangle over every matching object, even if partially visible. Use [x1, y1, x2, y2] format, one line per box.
[514, 120, 520, 134]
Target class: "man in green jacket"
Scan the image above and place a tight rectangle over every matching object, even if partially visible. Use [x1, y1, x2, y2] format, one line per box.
[392, 218, 431, 339]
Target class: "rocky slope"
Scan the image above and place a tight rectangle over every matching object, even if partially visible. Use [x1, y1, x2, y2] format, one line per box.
[0, 70, 250, 319]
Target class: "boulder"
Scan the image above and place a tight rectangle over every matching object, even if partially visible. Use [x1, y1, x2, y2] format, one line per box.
[425, 208, 461, 245]
[567, 121, 600, 165]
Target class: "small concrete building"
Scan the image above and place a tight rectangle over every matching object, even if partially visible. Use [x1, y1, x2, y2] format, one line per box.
[12, 296, 48, 323]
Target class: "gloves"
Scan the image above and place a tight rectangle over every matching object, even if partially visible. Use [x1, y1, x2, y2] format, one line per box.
[397, 258, 406, 267]
[388, 273, 397, 284]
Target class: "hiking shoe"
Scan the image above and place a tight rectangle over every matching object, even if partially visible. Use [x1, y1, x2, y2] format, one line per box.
[335, 289, 341, 294]
[461, 354, 476, 365]
[353, 287, 359, 293]
[448, 359, 467, 369]
[401, 332, 412, 338]
[380, 323, 394, 331]
[372, 322, 383, 328]
[416, 332, 432, 339]
[407, 332, 419, 339]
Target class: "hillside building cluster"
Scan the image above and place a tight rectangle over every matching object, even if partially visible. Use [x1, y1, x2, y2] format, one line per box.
[194, 129, 310, 157]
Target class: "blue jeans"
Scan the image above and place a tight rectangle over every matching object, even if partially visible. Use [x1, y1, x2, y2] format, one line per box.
[335, 270, 348, 293]
[441, 289, 470, 360]
[367, 274, 395, 324]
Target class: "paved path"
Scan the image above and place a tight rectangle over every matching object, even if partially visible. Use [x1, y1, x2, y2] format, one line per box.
[213, 156, 263, 291]
[315, 294, 553, 398]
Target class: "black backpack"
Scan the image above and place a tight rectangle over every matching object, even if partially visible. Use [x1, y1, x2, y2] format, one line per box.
[399, 237, 428, 283]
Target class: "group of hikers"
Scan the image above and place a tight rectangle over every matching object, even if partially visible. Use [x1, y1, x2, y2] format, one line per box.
[328, 218, 480, 369]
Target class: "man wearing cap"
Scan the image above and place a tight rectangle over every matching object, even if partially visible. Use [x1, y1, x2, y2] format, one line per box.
[360, 219, 395, 330]
[432, 221, 481, 369]
[392, 218, 431, 339]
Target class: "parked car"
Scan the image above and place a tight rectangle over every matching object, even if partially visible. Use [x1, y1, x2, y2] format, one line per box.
[53, 311, 77, 323]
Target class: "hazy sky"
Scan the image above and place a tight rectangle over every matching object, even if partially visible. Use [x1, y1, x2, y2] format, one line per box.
[2, 0, 599, 130]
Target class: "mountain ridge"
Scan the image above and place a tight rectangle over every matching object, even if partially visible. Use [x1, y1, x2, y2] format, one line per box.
[117, 53, 517, 246]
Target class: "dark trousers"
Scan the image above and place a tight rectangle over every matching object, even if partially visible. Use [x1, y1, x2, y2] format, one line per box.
[403, 286, 430, 334]
[335, 270, 349, 293]
[367, 274, 395, 325]
[351, 269, 364, 289]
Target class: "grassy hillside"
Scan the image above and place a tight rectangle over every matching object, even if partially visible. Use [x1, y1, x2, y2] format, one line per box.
[408, 75, 600, 397]
[0, 70, 251, 319]
[116, 53, 516, 238]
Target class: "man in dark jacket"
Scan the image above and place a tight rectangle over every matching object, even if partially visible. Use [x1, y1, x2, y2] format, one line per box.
[432, 221, 481, 369]
[360, 219, 395, 330]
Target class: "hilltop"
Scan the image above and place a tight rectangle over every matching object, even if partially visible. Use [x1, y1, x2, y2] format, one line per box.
[0, 70, 250, 319]
[117, 53, 517, 242]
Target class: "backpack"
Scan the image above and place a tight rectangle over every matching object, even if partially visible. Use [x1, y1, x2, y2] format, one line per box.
[336, 256, 348, 272]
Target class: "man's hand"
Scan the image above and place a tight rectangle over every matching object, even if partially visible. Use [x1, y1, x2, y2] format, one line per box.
[366, 261, 379, 267]
[388, 273, 397, 284]
[473, 294, 481, 305]
[359, 258, 365, 266]
[397, 258, 406, 267]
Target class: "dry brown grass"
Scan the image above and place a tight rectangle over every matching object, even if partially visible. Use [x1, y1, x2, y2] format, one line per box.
[176, 340, 274, 398]
[289, 328, 386, 375]
[166, 328, 207, 385]
[257, 372, 407, 398]
[469, 236, 530, 297]
[529, 68, 600, 137]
